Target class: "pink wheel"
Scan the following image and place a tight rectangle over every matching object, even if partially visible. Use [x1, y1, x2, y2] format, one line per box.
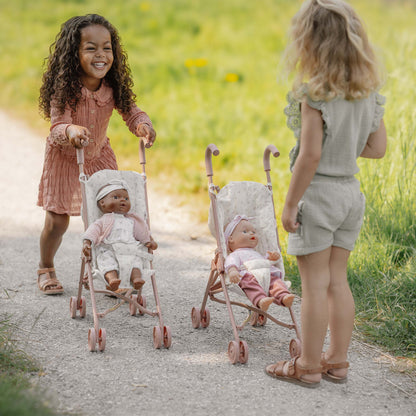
[153, 326, 162, 349]
[191, 307, 201, 329]
[200, 308, 210, 328]
[138, 295, 146, 316]
[239, 340, 249, 364]
[98, 328, 106, 352]
[163, 326, 172, 348]
[79, 296, 87, 318]
[289, 338, 302, 358]
[129, 294, 138, 316]
[69, 296, 77, 319]
[249, 312, 258, 326]
[228, 340, 239, 364]
[88, 328, 97, 352]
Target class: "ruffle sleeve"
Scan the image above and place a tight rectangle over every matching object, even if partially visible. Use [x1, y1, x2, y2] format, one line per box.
[284, 91, 329, 171]
[371, 92, 386, 133]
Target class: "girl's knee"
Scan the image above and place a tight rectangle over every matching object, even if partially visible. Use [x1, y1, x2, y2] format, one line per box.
[45, 211, 70, 234]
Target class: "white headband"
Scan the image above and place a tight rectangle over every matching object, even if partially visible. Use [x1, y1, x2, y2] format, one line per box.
[224, 215, 254, 245]
[96, 179, 129, 202]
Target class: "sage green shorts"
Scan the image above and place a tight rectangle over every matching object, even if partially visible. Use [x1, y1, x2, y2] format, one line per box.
[287, 176, 365, 256]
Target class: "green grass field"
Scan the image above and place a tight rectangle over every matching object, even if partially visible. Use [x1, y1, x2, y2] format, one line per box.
[0, 0, 415, 360]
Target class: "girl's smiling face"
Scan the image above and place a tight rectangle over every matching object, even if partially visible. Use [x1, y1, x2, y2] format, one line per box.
[78, 24, 114, 91]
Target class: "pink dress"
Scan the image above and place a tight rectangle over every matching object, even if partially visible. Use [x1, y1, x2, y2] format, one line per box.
[37, 81, 153, 215]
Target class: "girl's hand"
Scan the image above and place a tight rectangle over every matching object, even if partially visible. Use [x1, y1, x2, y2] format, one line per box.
[281, 203, 300, 234]
[137, 123, 156, 148]
[66, 124, 90, 148]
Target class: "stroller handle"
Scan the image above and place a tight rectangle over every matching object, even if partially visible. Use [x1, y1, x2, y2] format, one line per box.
[205, 143, 220, 177]
[263, 145, 280, 172]
[139, 138, 146, 166]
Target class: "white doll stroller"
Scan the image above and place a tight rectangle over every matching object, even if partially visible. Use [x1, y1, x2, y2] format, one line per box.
[69, 140, 171, 352]
[191, 144, 301, 364]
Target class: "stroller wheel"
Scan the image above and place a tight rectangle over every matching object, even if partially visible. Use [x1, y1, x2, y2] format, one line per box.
[98, 328, 106, 352]
[88, 328, 97, 352]
[163, 326, 172, 348]
[289, 338, 302, 358]
[129, 294, 138, 316]
[153, 326, 162, 349]
[191, 307, 201, 329]
[257, 313, 267, 326]
[200, 308, 210, 328]
[79, 296, 87, 318]
[138, 295, 146, 316]
[69, 297, 77, 319]
[239, 340, 249, 364]
[228, 341, 239, 364]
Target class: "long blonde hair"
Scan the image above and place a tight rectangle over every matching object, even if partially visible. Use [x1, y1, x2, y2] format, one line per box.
[285, 0, 382, 101]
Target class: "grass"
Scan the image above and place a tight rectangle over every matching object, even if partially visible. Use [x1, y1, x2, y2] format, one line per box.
[0, 316, 57, 415]
[0, 0, 414, 363]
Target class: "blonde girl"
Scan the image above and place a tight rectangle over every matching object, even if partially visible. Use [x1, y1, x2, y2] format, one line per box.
[265, 0, 386, 387]
[37, 14, 156, 294]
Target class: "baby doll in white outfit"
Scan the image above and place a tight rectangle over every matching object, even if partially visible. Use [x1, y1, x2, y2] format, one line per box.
[224, 215, 294, 311]
[82, 180, 157, 292]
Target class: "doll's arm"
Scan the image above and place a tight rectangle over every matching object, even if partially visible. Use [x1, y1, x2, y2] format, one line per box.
[145, 237, 158, 251]
[227, 266, 241, 284]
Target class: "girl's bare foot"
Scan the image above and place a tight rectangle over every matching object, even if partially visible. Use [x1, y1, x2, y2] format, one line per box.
[258, 297, 274, 311]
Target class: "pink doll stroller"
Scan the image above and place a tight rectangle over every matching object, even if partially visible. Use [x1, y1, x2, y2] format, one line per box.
[69, 140, 171, 352]
[191, 144, 301, 364]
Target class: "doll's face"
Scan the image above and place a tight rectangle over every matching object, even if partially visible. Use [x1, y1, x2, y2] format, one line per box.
[78, 24, 114, 91]
[98, 189, 130, 214]
[228, 220, 258, 251]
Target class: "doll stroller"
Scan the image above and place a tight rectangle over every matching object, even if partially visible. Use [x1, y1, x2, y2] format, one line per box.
[69, 139, 171, 352]
[190, 144, 301, 364]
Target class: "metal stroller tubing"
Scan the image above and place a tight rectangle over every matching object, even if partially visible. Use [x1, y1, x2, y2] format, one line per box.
[71, 138, 172, 352]
[191, 144, 302, 364]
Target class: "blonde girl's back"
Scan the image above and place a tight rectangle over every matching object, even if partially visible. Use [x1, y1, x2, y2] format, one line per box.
[285, 0, 383, 101]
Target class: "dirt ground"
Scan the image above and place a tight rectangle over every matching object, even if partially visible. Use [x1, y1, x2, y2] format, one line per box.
[0, 111, 415, 416]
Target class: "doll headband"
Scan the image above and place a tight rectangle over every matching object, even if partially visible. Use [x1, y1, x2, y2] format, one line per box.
[96, 179, 129, 202]
[224, 215, 254, 246]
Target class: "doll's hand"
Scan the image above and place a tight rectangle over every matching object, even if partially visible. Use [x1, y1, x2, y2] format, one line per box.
[82, 240, 92, 260]
[137, 123, 156, 148]
[267, 251, 281, 261]
[67, 124, 91, 148]
[145, 238, 158, 251]
[228, 268, 240, 284]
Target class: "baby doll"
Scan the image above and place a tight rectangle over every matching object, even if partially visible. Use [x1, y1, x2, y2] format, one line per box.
[82, 180, 157, 292]
[224, 215, 294, 311]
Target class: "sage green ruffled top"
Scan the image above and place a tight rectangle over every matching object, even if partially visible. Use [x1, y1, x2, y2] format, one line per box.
[284, 89, 385, 177]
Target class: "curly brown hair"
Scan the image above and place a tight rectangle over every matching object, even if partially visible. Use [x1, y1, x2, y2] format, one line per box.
[39, 14, 136, 119]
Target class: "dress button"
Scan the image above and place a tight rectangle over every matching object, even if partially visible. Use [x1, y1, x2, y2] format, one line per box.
[91, 110, 95, 114]
[90, 124, 94, 129]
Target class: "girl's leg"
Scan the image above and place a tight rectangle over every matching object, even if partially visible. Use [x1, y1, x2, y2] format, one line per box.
[325, 246, 353, 378]
[39, 211, 70, 270]
[295, 247, 332, 382]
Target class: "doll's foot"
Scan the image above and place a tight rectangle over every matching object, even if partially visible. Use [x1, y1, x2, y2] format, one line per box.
[131, 276, 145, 290]
[282, 294, 295, 308]
[105, 277, 121, 292]
[258, 297, 274, 312]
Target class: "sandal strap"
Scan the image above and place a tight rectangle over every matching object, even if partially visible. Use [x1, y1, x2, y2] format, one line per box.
[292, 357, 322, 376]
[37, 267, 55, 276]
[321, 354, 349, 371]
[38, 277, 62, 290]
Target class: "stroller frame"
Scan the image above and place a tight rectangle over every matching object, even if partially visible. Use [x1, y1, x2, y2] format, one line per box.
[69, 139, 171, 352]
[191, 143, 301, 364]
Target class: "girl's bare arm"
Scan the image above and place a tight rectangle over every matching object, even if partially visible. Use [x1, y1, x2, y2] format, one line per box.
[360, 119, 387, 159]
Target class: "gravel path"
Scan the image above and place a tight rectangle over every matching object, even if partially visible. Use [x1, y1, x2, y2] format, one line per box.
[0, 111, 415, 416]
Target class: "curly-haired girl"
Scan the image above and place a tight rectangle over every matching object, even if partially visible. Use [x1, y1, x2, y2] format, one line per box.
[37, 14, 156, 295]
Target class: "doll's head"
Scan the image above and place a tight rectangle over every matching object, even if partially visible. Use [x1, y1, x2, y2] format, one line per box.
[225, 215, 258, 252]
[39, 14, 136, 119]
[96, 180, 131, 214]
[285, 0, 381, 101]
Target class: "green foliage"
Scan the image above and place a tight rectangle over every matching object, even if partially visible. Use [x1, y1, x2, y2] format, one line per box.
[0, 0, 415, 357]
[0, 317, 56, 416]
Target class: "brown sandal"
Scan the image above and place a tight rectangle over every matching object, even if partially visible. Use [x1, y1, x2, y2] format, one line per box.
[265, 357, 322, 388]
[37, 268, 64, 295]
[321, 354, 349, 383]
